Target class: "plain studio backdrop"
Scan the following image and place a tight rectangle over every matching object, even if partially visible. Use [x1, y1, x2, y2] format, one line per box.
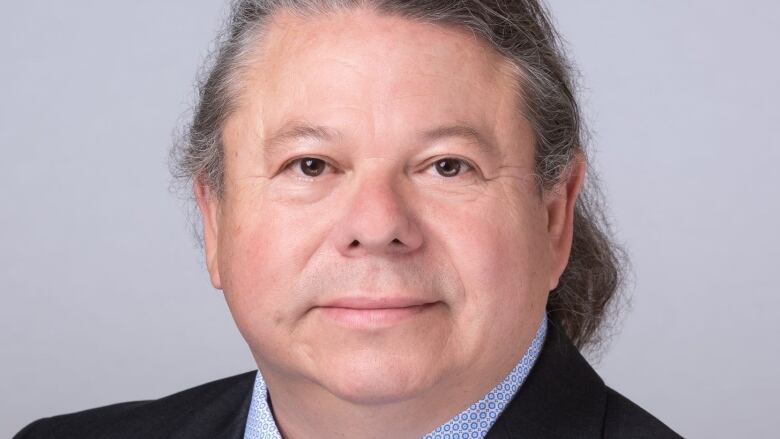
[2, 1, 778, 437]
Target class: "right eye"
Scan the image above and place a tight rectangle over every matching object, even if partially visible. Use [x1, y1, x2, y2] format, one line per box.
[284, 157, 333, 179]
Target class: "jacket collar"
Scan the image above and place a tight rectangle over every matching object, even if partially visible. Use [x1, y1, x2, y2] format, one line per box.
[486, 315, 607, 438]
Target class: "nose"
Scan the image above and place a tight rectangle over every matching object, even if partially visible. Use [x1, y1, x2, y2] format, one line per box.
[332, 171, 424, 257]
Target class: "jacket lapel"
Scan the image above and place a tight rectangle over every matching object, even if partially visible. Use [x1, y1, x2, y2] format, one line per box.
[486, 316, 607, 438]
[168, 371, 255, 439]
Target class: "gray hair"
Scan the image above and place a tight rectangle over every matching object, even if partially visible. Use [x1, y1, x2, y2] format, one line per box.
[171, 0, 626, 352]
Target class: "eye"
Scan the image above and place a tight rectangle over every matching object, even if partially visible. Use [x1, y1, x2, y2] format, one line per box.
[428, 157, 474, 178]
[282, 156, 474, 180]
[284, 157, 332, 178]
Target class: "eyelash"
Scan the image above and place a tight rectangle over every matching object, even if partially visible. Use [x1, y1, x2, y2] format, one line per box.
[282, 157, 476, 180]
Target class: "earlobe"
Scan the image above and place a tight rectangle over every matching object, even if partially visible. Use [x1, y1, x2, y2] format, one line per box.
[193, 177, 223, 290]
[544, 153, 586, 291]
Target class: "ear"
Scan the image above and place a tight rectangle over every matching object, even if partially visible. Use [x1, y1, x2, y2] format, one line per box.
[194, 177, 223, 290]
[543, 153, 586, 291]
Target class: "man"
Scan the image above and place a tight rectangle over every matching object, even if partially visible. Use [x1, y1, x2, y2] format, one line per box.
[16, 1, 681, 438]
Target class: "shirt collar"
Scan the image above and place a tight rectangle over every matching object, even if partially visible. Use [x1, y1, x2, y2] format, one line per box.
[244, 314, 548, 439]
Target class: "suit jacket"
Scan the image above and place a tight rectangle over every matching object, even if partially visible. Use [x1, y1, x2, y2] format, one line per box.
[14, 318, 682, 438]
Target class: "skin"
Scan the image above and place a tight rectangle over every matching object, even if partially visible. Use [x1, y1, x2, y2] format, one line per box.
[195, 7, 585, 439]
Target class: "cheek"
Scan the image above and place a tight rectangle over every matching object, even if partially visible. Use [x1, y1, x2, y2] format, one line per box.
[217, 198, 319, 337]
[442, 192, 550, 323]
[454, 216, 536, 300]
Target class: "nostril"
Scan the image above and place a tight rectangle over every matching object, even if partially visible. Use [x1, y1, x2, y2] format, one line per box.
[349, 240, 360, 248]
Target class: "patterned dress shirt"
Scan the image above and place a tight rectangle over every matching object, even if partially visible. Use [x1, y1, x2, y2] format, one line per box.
[244, 314, 548, 439]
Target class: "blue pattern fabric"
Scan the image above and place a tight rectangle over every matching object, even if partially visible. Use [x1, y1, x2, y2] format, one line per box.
[244, 315, 548, 439]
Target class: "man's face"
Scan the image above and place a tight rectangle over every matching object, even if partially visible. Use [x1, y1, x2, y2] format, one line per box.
[197, 8, 579, 405]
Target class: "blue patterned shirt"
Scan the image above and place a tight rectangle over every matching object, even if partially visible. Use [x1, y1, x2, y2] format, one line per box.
[244, 314, 547, 439]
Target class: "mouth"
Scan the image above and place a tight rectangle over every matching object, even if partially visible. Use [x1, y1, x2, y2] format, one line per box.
[315, 297, 440, 329]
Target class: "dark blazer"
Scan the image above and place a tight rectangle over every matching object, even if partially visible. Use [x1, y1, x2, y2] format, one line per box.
[14, 317, 682, 438]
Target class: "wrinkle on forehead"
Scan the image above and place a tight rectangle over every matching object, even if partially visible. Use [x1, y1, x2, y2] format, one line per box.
[234, 5, 523, 108]
[223, 5, 534, 179]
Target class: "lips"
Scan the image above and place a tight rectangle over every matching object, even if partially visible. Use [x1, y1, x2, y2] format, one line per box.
[320, 296, 434, 309]
[316, 296, 439, 328]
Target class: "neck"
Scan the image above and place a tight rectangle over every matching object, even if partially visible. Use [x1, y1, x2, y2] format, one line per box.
[263, 346, 538, 436]
[255, 313, 547, 438]
[264, 365, 497, 439]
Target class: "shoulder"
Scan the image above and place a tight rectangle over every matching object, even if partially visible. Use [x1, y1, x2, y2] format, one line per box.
[603, 386, 683, 439]
[14, 371, 257, 439]
[487, 316, 683, 438]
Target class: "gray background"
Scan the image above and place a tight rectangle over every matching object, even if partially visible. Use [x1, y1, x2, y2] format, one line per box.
[2, 1, 778, 437]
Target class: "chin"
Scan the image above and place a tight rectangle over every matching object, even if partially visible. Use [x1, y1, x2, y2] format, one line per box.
[323, 377, 428, 406]
[316, 353, 439, 405]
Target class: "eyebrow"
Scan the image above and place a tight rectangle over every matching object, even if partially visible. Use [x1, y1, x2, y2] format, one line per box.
[262, 122, 501, 159]
[420, 124, 500, 158]
[263, 123, 341, 160]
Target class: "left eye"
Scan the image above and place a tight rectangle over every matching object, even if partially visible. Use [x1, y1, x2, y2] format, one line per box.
[429, 158, 473, 177]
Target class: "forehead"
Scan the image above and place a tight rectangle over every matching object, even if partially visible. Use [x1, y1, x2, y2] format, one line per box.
[257, 7, 511, 69]
[229, 7, 528, 158]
